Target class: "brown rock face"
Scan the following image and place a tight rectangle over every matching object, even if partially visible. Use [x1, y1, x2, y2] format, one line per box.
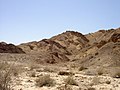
[51, 31, 89, 54]
[2, 27, 118, 66]
[109, 33, 120, 42]
[0, 42, 25, 53]
[96, 40, 107, 48]
[18, 31, 89, 63]
[78, 28, 120, 67]
[18, 39, 71, 64]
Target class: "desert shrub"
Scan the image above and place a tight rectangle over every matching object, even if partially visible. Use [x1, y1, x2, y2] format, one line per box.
[11, 65, 23, 77]
[29, 64, 39, 71]
[95, 52, 98, 56]
[110, 68, 120, 78]
[70, 63, 77, 69]
[97, 67, 104, 75]
[106, 80, 111, 84]
[88, 87, 96, 90]
[43, 67, 55, 72]
[89, 56, 94, 59]
[64, 76, 78, 86]
[57, 85, 73, 90]
[92, 76, 100, 85]
[85, 70, 97, 76]
[78, 66, 87, 71]
[0, 71, 11, 90]
[58, 71, 74, 76]
[36, 74, 55, 87]
[30, 71, 36, 77]
[0, 62, 12, 90]
[112, 72, 120, 78]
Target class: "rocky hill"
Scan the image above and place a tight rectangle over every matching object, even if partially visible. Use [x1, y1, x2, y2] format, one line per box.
[18, 31, 89, 63]
[17, 28, 120, 66]
[0, 42, 25, 53]
[70, 28, 120, 71]
[1, 28, 120, 66]
[0, 28, 120, 90]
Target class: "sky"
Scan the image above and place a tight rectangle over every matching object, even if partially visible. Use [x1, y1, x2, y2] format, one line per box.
[0, 0, 120, 45]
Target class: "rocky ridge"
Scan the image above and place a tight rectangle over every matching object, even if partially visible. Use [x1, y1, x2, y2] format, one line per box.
[0, 42, 25, 53]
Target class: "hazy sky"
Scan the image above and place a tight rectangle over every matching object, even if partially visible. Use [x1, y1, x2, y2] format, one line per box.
[0, 0, 120, 44]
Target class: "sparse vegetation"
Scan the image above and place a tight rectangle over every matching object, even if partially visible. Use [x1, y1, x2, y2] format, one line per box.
[88, 87, 96, 90]
[95, 52, 98, 56]
[106, 81, 111, 84]
[43, 67, 55, 72]
[0, 28, 120, 90]
[112, 72, 120, 78]
[11, 65, 23, 77]
[30, 71, 36, 77]
[57, 85, 73, 90]
[36, 74, 55, 87]
[64, 76, 78, 86]
[0, 62, 12, 90]
[78, 66, 87, 71]
[92, 76, 100, 85]
[58, 71, 74, 76]
[29, 63, 40, 70]
[97, 67, 104, 75]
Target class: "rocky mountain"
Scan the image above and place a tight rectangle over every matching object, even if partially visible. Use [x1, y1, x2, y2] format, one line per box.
[76, 28, 120, 68]
[0, 42, 25, 53]
[0, 28, 120, 90]
[1, 28, 120, 66]
[18, 31, 89, 63]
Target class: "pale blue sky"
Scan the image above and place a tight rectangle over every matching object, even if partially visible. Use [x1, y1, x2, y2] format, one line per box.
[0, 0, 120, 44]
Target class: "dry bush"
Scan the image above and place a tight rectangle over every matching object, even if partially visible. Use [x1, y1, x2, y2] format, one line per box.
[105, 80, 111, 84]
[78, 66, 87, 71]
[85, 70, 97, 76]
[97, 67, 104, 75]
[11, 65, 24, 77]
[0, 62, 12, 90]
[36, 74, 55, 87]
[57, 85, 73, 90]
[92, 76, 100, 85]
[29, 63, 40, 71]
[43, 67, 55, 72]
[58, 71, 74, 76]
[88, 87, 96, 90]
[64, 76, 78, 86]
[30, 71, 36, 77]
[0, 61, 23, 90]
[112, 72, 120, 78]
[109, 67, 120, 78]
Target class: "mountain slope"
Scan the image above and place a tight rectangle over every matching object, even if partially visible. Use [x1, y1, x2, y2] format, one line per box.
[18, 31, 89, 63]
[0, 42, 25, 53]
[76, 28, 120, 68]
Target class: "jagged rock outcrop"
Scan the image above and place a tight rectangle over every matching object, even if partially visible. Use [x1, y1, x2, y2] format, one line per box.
[51, 31, 89, 54]
[109, 33, 120, 42]
[77, 28, 120, 67]
[18, 39, 71, 63]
